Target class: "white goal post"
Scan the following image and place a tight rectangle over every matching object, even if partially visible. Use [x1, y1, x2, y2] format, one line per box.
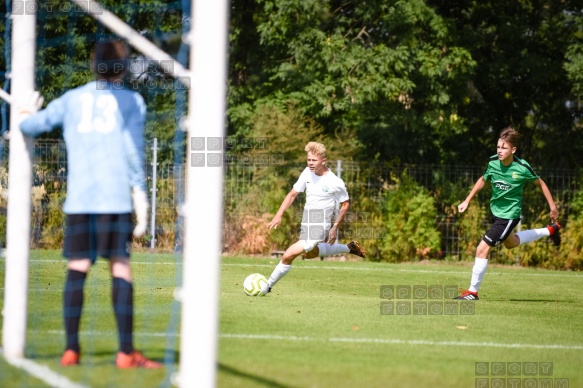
[2, 0, 37, 360]
[180, 0, 229, 386]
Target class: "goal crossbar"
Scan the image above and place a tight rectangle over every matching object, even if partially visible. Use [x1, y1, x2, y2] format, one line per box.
[0, 89, 14, 105]
[71, 0, 193, 85]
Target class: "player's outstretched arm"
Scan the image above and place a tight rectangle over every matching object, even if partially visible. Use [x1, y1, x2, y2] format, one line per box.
[20, 92, 66, 138]
[534, 178, 559, 221]
[268, 188, 300, 230]
[327, 199, 350, 244]
[458, 176, 486, 213]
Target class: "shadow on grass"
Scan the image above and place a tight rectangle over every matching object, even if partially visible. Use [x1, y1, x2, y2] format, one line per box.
[218, 363, 293, 388]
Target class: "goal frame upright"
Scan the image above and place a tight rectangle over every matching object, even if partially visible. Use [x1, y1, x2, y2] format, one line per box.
[179, 0, 229, 386]
[2, 0, 37, 360]
[2, 0, 36, 358]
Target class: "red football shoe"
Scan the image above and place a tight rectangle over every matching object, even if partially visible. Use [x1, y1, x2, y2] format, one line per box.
[116, 351, 162, 369]
[454, 290, 479, 300]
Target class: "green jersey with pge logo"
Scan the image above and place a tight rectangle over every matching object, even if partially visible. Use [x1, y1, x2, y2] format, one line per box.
[483, 155, 539, 219]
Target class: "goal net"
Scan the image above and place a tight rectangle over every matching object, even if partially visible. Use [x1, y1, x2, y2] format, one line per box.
[0, 1, 228, 387]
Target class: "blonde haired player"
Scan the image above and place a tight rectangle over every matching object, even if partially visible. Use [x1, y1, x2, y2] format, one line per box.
[262, 141, 365, 294]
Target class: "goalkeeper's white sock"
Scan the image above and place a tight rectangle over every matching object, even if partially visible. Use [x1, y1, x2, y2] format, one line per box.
[318, 243, 349, 257]
[516, 228, 550, 245]
[267, 261, 291, 288]
[468, 258, 488, 293]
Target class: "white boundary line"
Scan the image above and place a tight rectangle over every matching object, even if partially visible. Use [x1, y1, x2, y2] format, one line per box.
[13, 259, 583, 278]
[220, 333, 583, 350]
[0, 348, 89, 388]
[33, 330, 583, 351]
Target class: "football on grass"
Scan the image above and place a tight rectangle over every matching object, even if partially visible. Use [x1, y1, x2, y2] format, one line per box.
[244, 273, 268, 296]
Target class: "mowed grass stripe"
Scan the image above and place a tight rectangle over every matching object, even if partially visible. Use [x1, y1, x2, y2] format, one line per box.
[222, 262, 583, 277]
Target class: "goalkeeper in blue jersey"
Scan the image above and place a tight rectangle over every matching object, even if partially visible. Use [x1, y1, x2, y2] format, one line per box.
[454, 127, 561, 301]
[20, 40, 161, 368]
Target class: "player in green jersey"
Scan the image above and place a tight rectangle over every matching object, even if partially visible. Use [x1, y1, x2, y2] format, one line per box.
[454, 127, 561, 300]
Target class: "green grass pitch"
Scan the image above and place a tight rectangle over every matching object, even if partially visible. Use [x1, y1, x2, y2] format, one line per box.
[1, 250, 582, 387]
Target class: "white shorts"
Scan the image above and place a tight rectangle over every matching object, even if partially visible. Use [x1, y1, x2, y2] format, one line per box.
[299, 208, 335, 252]
[300, 239, 322, 252]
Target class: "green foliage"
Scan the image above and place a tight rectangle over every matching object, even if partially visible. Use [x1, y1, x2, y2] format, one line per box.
[39, 189, 66, 249]
[564, 43, 583, 98]
[344, 187, 386, 262]
[144, 177, 179, 251]
[0, 213, 5, 248]
[0, 167, 7, 247]
[553, 173, 583, 270]
[455, 198, 487, 261]
[380, 173, 441, 262]
[229, 0, 476, 165]
[228, 0, 583, 168]
[431, 0, 583, 168]
[561, 217, 583, 271]
[570, 172, 583, 219]
[3, 0, 583, 168]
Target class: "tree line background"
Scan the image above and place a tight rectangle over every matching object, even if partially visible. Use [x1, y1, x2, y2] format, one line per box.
[0, 0, 582, 268]
[1, 0, 582, 167]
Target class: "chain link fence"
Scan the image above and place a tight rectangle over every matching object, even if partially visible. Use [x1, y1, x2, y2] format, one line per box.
[0, 139, 579, 258]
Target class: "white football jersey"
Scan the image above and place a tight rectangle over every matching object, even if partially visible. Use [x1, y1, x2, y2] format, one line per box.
[293, 167, 349, 210]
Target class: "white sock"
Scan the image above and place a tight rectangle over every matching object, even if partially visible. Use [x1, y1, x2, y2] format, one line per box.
[267, 261, 291, 288]
[468, 258, 488, 292]
[318, 243, 349, 257]
[516, 228, 550, 245]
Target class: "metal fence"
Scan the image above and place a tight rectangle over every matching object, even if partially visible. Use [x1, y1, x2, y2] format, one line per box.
[0, 139, 579, 257]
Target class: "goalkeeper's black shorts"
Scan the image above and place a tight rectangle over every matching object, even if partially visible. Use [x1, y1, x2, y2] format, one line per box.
[63, 213, 133, 263]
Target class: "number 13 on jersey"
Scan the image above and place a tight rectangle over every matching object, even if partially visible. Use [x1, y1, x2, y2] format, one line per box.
[76, 93, 119, 134]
